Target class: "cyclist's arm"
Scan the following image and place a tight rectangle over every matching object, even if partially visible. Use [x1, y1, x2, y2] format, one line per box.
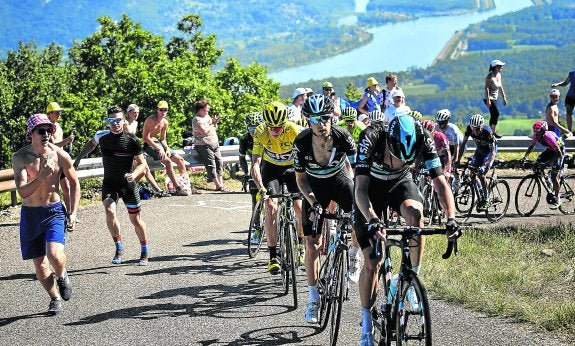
[457, 136, 469, 163]
[251, 154, 263, 190]
[355, 175, 377, 221]
[432, 174, 456, 220]
[295, 171, 318, 206]
[73, 138, 98, 169]
[523, 140, 536, 160]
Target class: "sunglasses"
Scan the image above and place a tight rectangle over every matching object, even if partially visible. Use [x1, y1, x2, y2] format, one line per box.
[159, 108, 169, 112]
[248, 126, 256, 132]
[36, 127, 54, 135]
[268, 126, 284, 132]
[309, 115, 331, 125]
[106, 118, 124, 124]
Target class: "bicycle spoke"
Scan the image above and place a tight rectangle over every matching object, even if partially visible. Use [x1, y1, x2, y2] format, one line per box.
[486, 180, 510, 222]
[395, 275, 432, 346]
[559, 174, 575, 215]
[514, 175, 540, 217]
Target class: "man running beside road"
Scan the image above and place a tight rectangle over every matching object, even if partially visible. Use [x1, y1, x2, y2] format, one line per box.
[12, 114, 79, 315]
[354, 114, 460, 345]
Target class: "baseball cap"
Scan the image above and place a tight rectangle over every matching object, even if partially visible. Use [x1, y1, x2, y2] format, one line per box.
[46, 102, 63, 114]
[490, 59, 506, 67]
[391, 89, 405, 98]
[127, 104, 139, 112]
[550, 89, 561, 96]
[292, 87, 307, 99]
[305, 87, 313, 94]
[322, 81, 333, 89]
[157, 100, 169, 109]
[367, 77, 379, 87]
[26, 114, 56, 141]
[358, 114, 369, 122]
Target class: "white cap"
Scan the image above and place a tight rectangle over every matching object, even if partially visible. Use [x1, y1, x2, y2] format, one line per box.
[358, 114, 369, 122]
[490, 59, 506, 67]
[391, 88, 405, 98]
[292, 87, 307, 99]
[126, 104, 139, 112]
[305, 87, 313, 93]
[550, 88, 561, 96]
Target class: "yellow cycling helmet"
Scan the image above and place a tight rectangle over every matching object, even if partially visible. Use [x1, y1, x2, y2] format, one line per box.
[410, 110, 423, 121]
[263, 101, 288, 127]
[341, 107, 357, 121]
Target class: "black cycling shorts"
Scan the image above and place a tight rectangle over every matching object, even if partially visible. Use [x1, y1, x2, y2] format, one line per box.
[102, 182, 142, 214]
[261, 161, 299, 196]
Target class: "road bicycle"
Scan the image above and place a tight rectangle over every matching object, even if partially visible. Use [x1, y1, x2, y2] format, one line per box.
[454, 158, 510, 222]
[371, 227, 458, 346]
[247, 198, 266, 258]
[415, 170, 444, 226]
[267, 190, 302, 308]
[515, 160, 575, 216]
[312, 208, 353, 346]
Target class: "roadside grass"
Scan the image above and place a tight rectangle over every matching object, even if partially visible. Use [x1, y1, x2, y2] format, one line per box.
[423, 223, 575, 335]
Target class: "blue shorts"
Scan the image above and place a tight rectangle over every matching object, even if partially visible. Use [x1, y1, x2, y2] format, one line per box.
[20, 202, 67, 260]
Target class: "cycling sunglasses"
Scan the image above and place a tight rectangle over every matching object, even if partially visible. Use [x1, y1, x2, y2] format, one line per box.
[106, 118, 124, 124]
[309, 115, 331, 125]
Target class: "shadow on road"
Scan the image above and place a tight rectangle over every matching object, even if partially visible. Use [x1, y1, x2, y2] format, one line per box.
[0, 312, 50, 327]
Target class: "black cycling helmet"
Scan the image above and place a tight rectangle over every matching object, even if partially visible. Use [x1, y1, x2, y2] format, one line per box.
[302, 93, 334, 116]
[387, 113, 425, 163]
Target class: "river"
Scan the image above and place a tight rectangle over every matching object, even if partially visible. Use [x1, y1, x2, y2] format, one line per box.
[269, 0, 533, 85]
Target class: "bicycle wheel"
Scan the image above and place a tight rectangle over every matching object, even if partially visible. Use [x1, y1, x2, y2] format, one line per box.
[276, 204, 290, 296]
[286, 222, 298, 308]
[559, 174, 575, 215]
[317, 251, 333, 331]
[454, 180, 474, 215]
[395, 274, 432, 346]
[514, 175, 541, 216]
[421, 184, 433, 226]
[247, 200, 265, 258]
[486, 179, 510, 222]
[328, 249, 348, 346]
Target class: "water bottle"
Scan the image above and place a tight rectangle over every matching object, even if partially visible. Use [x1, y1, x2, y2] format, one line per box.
[387, 274, 399, 302]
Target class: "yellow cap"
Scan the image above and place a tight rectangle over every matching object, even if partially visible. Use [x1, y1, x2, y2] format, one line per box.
[46, 102, 63, 113]
[157, 100, 169, 109]
[367, 77, 379, 87]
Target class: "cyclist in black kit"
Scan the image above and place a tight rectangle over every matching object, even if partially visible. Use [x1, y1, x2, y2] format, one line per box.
[354, 113, 460, 346]
[294, 94, 360, 324]
[73, 106, 151, 266]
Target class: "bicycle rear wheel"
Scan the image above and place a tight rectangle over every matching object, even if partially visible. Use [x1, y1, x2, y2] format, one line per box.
[421, 184, 433, 226]
[514, 175, 541, 216]
[559, 174, 575, 215]
[276, 205, 290, 296]
[286, 222, 298, 308]
[486, 179, 510, 222]
[317, 251, 332, 331]
[328, 249, 348, 346]
[247, 200, 265, 258]
[454, 181, 474, 215]
[395, 274, 432, 346]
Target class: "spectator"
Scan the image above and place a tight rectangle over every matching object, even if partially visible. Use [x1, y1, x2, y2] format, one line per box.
[192, 99, 229, 192]
[546, 89, 572, 137]
[358, 77, 382, 117]
[321, 81, 341, 118]
[288, 87, 308, 122]
[12, 114, 79, 315]
[381, 74, 399, 111]
[551, 67, 575, 132]
[483, 59, 508, 138]
[382, 89, 412, 126]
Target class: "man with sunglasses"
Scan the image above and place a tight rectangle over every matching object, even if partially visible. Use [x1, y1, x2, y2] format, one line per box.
[12, 114, 80, 315]
[142, 100, 196, 196]
[293, 94, 360, 323]
[251, 101, 303, 274]
[338, 107, 366, 145]
[546, 89, 572, 138]
[74, 106, 151, 266]
[435, 108, 464, 190]
[354, 113, 460, 345]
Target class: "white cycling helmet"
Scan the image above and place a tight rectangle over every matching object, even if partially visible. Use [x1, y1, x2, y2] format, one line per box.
[435, 109, 451, 122]
[369, 109, 384, 122]
[469, 114, 484, 128]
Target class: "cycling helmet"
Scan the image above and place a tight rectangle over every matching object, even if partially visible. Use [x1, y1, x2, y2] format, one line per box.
[302, 93, 334, 116]
[369, 109, 384, 122]
[245, 112, 263, 127]
[532, 120, 548, 133]
[435, 109, 451, 122]
[469, 114, 484, 128]
[387, 114, 425, 163]
[294, 117, 309, 128]
[262, 101, 287, 127]
[421, 120, 436, 132]
[410, 110, 423, 121]
[341, 107, 358, 121]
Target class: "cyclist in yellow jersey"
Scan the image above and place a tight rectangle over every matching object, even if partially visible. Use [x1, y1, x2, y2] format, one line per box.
[338, 107, 366, 144]
[252, 101, 304, 274]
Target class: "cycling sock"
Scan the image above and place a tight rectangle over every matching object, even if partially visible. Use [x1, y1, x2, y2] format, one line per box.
[269, 246, 277, 259]
[308, 284, 320, 303]
[141, 244, 149, 256]
[412, 265, 421, 275]
[113, 235, 123, 251]
[361, 306, 373, 334]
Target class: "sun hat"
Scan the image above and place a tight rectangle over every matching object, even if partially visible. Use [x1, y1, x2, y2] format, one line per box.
[391, 89, 405, 98]
[490, 59, 506, 67]
[157, 100, 169, 109]
[322, 81, 333, 89]
[26, 114, 56, 141]
[46, 102, 63, 114]
[366, 77, 379, 87]
[550, 89, 561, 96]
[127, 104, 139, 112]
[292, 87, 307, 99]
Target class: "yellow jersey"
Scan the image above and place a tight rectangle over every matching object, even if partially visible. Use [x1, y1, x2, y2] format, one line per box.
[252, 121, 301, 166]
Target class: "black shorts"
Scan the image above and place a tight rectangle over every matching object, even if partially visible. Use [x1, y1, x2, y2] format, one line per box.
[102, 182, 142, 214]
[261, 161, 299, 196]
[301, 171, 354, 237]
[537, 148, 565, 172]
[353, 172, 422, 249]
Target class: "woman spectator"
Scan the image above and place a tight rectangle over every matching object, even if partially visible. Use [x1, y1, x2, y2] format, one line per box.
[483, 59, 508, 138]
[358, 77, 382, 117]
[192, 99, 228, 192]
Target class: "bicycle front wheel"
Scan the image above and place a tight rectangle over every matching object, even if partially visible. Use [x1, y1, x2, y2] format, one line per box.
[395, 274, 432, 346]
[454, 181, 474, 215]
[328, 249, 348, 346]
[247, 200, 265, 258]
[514, 175, 541, 216]
[559, 174, 575, 215]
[486, 179, 510, 222]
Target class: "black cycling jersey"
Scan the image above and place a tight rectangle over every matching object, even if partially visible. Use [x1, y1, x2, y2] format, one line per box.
[463, 125, 496, 150]
[356, 122, 443, 180]
[293, 125, 356, 178]
[239, 132, 254, 157]
[96, 130, 142, 187]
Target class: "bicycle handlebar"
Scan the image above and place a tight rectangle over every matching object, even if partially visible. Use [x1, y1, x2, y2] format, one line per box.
[311, 210, 352, 236]
[369, 227, 458, 260]
[266, 192, 303, 199]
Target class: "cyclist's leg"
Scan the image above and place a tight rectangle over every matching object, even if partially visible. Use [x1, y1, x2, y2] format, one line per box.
[283, 168, 305, 265]
[470, 150, 489, 200]
[261, 162, 282, 272]
[550, 150, 565, 205]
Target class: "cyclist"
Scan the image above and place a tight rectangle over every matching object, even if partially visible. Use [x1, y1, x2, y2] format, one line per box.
[251, 101, 304, 274]
[355, 113, 460, 346]
[435, 109, 464, 189]
[422, 120, 452, 176]
[368, 109, 384, 125]
[338, 107, 366, 144]
[239, 112, 264, 244]
[410, 110, 423, 122]
[456, 113, 498, 211]
[293, 94, 360, 323]
[521, 120, 566, 209]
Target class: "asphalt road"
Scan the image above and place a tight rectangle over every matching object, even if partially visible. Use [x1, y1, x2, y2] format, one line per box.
[0, 190, 572, 346]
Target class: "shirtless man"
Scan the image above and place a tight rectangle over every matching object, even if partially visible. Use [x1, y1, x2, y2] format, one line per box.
[546, 89, 572, 138]
[12, 114, 80, 316]
[142, 100, 195, 196]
